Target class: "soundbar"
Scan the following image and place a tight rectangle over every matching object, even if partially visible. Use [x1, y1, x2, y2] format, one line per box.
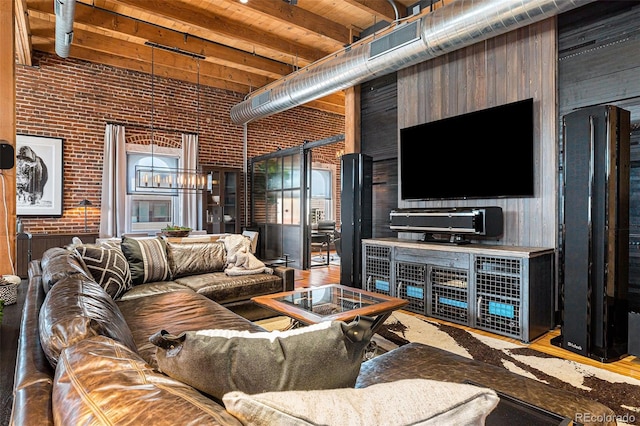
[389, 207, 503, 242]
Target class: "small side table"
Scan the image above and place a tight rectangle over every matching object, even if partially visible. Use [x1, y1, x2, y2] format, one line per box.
[16, 232, 32, 279]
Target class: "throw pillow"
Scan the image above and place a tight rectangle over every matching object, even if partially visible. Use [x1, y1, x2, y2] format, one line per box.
[53, 335, 242, 426]
[222, 379, 499, 426]
[74, 245, 132, 299]
[166, 240, 226, 278]
[150, 317, 374, 400]
[120, 237, 170, 285]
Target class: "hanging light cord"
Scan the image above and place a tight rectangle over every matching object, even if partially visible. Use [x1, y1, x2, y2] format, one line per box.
[197, 59, 200, 136]
[151, 46, 155, 170]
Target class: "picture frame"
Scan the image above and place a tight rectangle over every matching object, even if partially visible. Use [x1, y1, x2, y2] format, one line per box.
[16, 135, 63, 216]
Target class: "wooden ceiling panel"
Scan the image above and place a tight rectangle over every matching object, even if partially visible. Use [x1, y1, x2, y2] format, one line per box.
[18, 0, 417, 116]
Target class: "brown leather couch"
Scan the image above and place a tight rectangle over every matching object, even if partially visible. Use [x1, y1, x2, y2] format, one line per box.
[11, 249, 616, 425]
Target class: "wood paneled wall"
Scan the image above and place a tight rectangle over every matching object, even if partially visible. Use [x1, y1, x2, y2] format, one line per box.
[397, 18, 558, 248]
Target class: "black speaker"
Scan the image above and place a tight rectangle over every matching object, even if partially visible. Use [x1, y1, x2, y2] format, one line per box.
[551, 105, 630, 362]
[340, 153, 372, 288]
[629, 312, 640, 357]
[0, 143, 15, 170]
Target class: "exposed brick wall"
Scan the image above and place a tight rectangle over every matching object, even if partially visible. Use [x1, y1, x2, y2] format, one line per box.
[15, 52, 344, 234]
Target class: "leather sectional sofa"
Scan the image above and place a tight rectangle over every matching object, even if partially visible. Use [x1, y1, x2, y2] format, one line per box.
[10, 239, 616, 425]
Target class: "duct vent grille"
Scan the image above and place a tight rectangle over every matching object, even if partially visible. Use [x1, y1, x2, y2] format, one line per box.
[252, 90, 272, 108]
[369, 20, 420, 60]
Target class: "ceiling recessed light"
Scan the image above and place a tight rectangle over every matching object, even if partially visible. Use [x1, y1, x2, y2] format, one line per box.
[240, 0, 248, 4]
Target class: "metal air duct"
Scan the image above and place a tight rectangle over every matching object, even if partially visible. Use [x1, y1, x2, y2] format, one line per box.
[54, 0, 76, 58]
[230, 0, 595, 124]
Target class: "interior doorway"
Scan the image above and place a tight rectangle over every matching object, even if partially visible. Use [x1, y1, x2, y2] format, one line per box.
[248, 135, 344, 270]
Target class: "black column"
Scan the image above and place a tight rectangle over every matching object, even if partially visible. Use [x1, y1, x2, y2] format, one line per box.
[340, 153, 372, 288]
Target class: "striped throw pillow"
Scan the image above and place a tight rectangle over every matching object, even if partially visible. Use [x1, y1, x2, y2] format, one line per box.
[120, 237, 171, 285]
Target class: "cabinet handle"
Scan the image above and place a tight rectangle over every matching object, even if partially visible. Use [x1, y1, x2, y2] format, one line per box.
[476, 296, 483, 320]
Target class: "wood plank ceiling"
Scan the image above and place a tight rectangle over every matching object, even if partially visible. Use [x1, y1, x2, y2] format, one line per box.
[15, 0, 422, 116]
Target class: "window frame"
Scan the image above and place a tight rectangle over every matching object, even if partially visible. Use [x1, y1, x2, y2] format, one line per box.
[125, 143, 182, 234]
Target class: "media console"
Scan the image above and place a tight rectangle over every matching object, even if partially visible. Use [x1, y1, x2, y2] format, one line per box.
[362, 238, 554, 342]
[389, 207, 503, 244]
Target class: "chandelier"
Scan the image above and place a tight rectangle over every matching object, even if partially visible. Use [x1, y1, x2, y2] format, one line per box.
[135, 165, 207, 191]
[134, 42, 207, 194]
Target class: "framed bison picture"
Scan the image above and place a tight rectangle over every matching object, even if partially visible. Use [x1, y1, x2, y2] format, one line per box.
[16, 135, 63, 216]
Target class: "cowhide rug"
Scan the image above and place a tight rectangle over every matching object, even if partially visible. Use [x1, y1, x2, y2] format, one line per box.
[376, 311, 640, 425]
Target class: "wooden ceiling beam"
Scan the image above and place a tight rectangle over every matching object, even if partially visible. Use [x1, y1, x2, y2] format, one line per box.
[303, 99, 345, 116]
[28, 1, 293, 79]
[14, 0, 31, 66]
[31, 23, 274, 89]
[343, 0, 400, 23]
[233, 0, 351, 45]
[33, 40, 344, 116]
[107, 0, 328, 64]
[313, 91, 345, 105]
[36, 42, 253, 94]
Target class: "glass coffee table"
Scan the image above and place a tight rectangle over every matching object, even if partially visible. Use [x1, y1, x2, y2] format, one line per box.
[251, 284, 408, 333]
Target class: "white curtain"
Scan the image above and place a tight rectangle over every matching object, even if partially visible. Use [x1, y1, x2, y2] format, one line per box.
[179, 133, 199, 229]
[99, 124, 127, 238]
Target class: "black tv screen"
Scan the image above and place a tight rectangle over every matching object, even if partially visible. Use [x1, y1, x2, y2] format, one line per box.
[400, 98, 534, 200]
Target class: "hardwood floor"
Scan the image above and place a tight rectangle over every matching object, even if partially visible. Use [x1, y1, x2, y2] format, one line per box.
[298, 261, 640, 381]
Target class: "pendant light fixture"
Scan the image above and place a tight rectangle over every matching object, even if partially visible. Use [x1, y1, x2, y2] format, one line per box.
[134, 43, 207, 194]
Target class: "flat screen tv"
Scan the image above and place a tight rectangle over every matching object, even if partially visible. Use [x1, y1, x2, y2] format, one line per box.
[400, 98, 534, 200]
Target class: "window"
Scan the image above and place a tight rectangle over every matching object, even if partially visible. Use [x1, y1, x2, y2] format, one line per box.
[126, 148, 181, 233]
[311, 167, 333, 222]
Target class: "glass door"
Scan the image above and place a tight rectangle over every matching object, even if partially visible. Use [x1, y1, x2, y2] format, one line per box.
[250, 149, 303, 267]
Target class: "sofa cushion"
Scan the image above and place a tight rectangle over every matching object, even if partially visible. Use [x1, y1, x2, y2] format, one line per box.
[150, 317, 374, 401]
[173, 272, 283, 304]
[73, 245, 132, 299]
[39, 275, 137, 368]
[117, 289, 265, 369]
[118, 281, 188, 301]
[222, 378, 499, 426]
[40, 247, 87, 293]
[53, 335, 242, 426]
[166, 240, 226, 278]
[121, 236, 170, 285]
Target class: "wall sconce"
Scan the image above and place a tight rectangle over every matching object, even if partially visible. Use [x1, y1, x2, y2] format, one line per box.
[335, 149, 345, 159]
[78, 199, 93, 233]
